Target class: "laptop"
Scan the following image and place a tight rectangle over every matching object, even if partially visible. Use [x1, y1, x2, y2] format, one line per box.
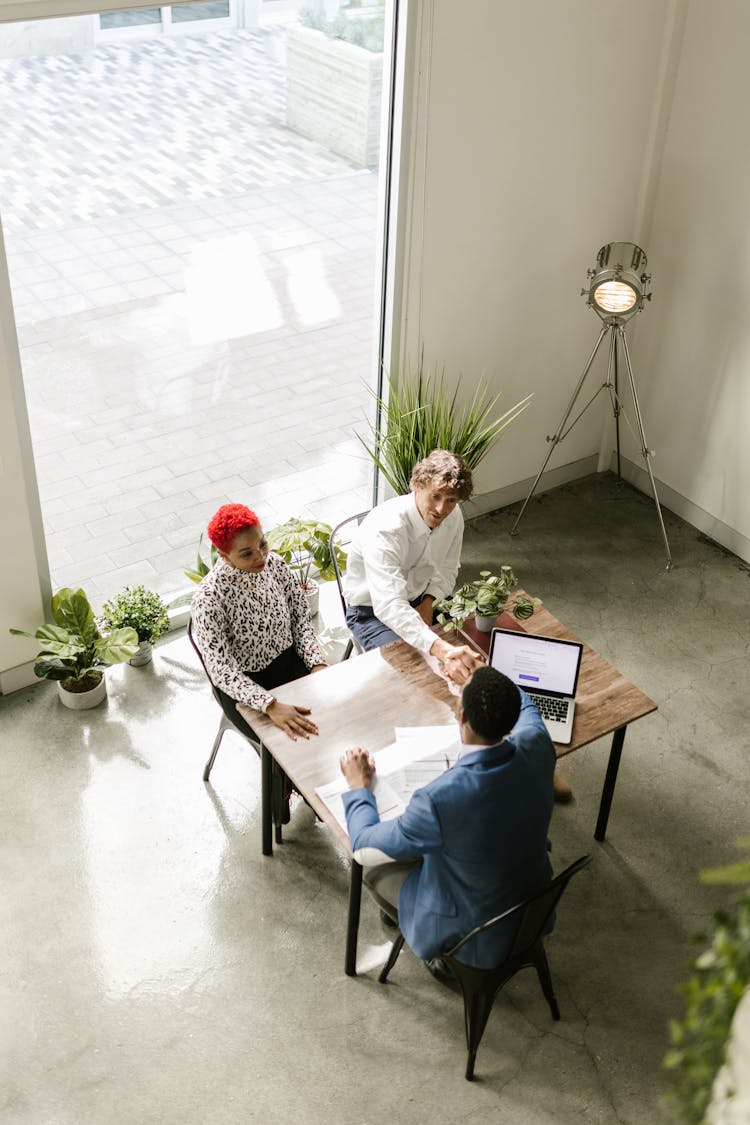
[488, 627, 584, 744]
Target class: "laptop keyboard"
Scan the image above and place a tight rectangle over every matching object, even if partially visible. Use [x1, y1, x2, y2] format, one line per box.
[528, 693, 570, 722]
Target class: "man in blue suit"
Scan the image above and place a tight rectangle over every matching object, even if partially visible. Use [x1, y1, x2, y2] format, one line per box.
[340, 666, 556, 969]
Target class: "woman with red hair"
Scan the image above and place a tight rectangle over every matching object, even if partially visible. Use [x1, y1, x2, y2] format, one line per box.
[191, 503, 326, 740]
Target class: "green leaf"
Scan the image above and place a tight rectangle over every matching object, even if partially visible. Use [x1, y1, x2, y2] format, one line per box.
[95, 627, 139, 665]
[34, 657, 75, 681]
[33, 624, 87, 659]
[51, 588, 96, 644]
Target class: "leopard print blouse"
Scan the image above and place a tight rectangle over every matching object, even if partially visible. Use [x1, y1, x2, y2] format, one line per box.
[191, 553, 325, 713]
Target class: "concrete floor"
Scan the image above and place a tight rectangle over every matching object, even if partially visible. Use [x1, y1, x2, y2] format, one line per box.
[2, 473, 748, 1124]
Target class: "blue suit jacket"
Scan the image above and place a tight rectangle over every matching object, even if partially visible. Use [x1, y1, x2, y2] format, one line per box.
[342, 692, 556, 967]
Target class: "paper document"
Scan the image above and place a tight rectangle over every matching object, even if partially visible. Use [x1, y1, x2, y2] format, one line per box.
[315, 726, 460, 834]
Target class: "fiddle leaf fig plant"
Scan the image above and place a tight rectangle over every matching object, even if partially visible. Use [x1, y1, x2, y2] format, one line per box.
[10, 587, 138, 693]
[435, 568, 540, 631]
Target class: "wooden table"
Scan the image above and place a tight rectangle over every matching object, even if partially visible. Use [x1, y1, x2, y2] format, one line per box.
[251, 600, 656, 974]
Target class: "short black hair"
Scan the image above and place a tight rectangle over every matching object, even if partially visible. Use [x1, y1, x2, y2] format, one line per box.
[461, 666, 521, 743]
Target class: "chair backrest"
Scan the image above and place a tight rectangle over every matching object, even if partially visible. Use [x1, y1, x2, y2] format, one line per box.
[187, 616, 260, 746]
[187, 616, 218, 701]
[328, 511, 369, 616]
[445, 854, 592, 965]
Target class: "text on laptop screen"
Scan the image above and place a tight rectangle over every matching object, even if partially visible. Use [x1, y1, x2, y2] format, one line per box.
[489, 631, 581, 696]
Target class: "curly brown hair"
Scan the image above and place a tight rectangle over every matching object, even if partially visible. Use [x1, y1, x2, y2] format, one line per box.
[409, 450, 473, 501]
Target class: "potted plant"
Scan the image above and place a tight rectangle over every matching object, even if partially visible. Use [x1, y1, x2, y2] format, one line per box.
[99, 584, 170, 666]
[435, 568, 540, 633]
[358, 363, 532, 497]
[266, 517, 347, 616]
[664, 839, 750, 1122]
[10, 587, 139, 709]
[184, 533, 218, 585]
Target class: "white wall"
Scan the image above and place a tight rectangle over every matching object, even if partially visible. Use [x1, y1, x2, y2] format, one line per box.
[621, 0, 750, 559]
[0, 216, 49, 692]
[395, 0, 677, 508]
[394, 0, 749, 562]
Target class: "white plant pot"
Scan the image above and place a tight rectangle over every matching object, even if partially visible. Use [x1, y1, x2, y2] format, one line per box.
[303, 579, 320, 617]
[129, 640, 153, 666]
[57, 673, 107, 710]
[474, 613, 498, 633]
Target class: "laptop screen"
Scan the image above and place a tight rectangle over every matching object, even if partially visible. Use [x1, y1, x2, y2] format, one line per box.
[489, 629, 583, 697]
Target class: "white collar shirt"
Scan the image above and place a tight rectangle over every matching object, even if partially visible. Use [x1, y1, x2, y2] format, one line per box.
[341, 492, 464, 654]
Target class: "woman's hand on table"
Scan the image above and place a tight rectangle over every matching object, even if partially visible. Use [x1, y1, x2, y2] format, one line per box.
[266, 700, 319, 740]
[340, 747, 376, 789]
[310, 664, 327, 674]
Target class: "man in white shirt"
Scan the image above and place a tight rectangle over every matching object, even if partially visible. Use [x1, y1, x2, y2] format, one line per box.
[342, 450, 482, 686]
[342, 449, 573, 800]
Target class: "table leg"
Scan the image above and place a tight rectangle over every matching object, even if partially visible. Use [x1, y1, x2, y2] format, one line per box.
[261, 743, 273, 857]
[595, 725, 626, 842]
[345, 860, 363, 977]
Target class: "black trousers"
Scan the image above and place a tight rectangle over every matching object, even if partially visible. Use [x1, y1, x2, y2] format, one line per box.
[251, 645, 309, 692]
[223, 646, 312, 822]
[219, 645, 309, 738]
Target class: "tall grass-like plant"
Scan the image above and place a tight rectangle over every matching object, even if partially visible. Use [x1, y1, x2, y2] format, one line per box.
[358, 367, 532, 496]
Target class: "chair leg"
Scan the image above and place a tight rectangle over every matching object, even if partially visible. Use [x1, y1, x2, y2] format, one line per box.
[343, 638, 354, 660]
[203, 721, 226, 782]
[461, 989, 497, 1081]
[378, 933, 406, 983]
[466, 1049, 478, 1082]
[533, 945, 560, 1020]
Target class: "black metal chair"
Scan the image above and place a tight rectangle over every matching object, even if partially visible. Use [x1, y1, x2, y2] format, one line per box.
[187, 616, 289, 844]
[378, 854, 592, 1080]
[328, 510, 369, 660]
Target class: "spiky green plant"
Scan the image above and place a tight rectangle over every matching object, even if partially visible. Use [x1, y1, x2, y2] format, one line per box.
[358, 367, 532, 496]
[185, 534, 218, 585]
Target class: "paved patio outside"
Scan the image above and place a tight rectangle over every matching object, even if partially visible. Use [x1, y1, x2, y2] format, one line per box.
[0, 20, 378, 609]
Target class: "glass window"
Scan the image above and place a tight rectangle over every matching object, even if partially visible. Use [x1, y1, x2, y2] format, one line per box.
[171, 2, 230, 23]
[100, 8, 161, 30]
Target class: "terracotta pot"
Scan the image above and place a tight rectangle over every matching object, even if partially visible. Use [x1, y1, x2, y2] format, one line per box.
[57, 673, 107, 710]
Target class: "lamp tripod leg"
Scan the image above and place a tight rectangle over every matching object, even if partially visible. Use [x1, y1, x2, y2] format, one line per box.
[617, 328, 673, 570]
[511, 326, 609, 535]
[612, 329, 621, 477]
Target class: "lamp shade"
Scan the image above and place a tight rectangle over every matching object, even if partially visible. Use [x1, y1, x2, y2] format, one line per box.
[584, 242, 650, 323]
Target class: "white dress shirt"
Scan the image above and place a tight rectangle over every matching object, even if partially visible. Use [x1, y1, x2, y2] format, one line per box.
[341, 492, 464, 654]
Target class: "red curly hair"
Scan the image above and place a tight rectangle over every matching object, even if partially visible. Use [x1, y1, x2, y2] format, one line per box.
[207, 504, 260, 552]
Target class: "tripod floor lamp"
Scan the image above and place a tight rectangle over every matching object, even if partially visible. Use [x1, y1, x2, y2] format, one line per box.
[510, 241, 673, 569]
